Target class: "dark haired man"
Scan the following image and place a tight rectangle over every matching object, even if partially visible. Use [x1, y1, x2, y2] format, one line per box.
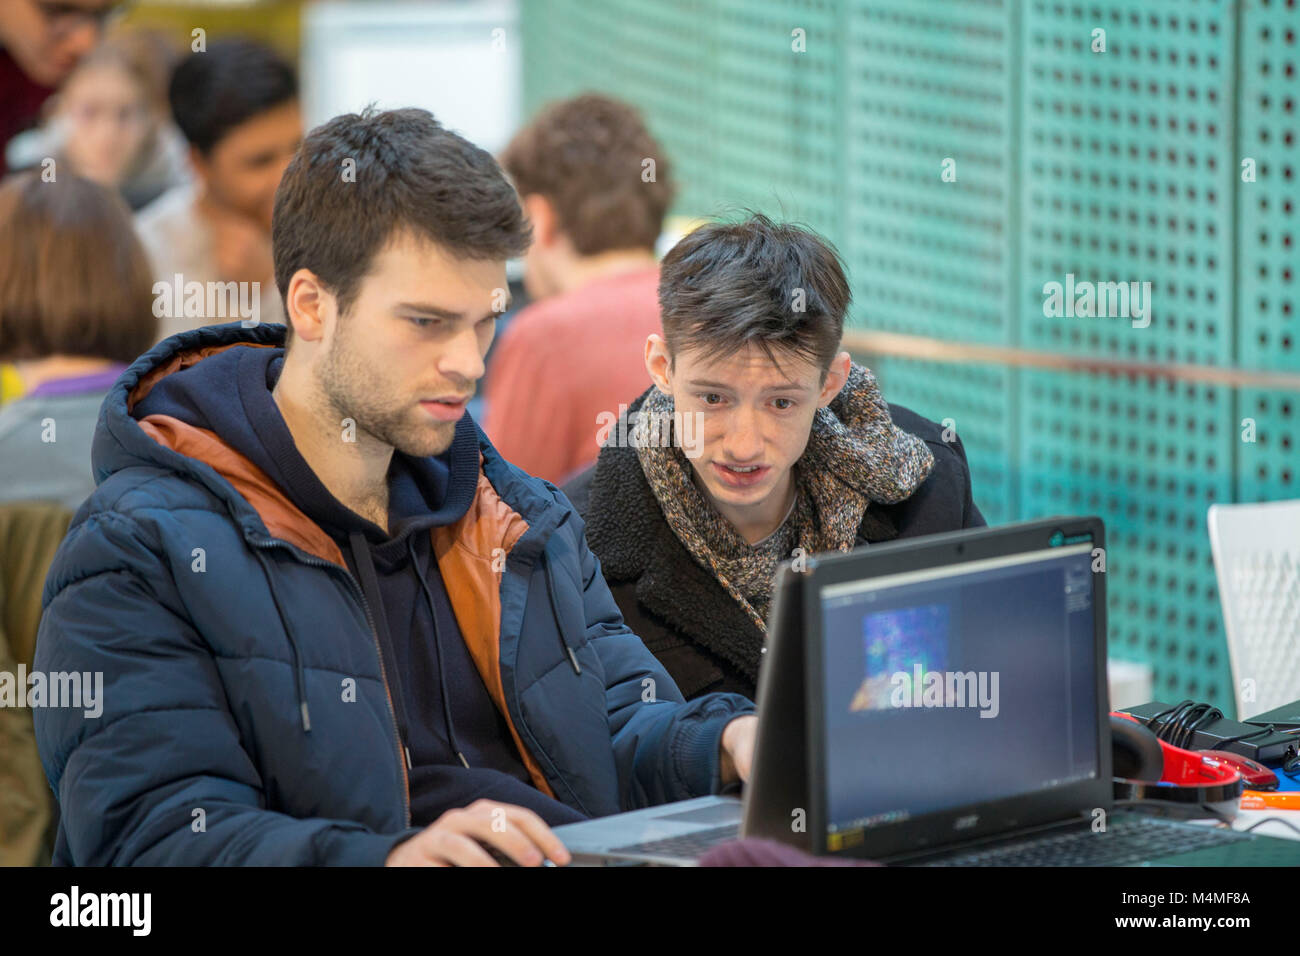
[565, 215, 986, 701]
[136, 37, 301, 338]
[34, 108, 756, 867]
[484, 94, 674, 483]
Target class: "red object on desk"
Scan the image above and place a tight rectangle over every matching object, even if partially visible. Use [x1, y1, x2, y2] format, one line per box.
[1200, 750, 1278, 790]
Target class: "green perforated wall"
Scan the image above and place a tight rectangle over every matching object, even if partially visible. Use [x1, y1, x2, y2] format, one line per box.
[519, 0, 1299, 711]
[520, 1, 846, 234]
[843, 0, 1018, 525]
[1237, 0, 1299, 506]
[1018, 2, 1238, 704]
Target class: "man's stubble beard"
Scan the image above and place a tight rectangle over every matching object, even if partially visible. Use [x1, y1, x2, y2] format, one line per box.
[315, 321, 457, 459]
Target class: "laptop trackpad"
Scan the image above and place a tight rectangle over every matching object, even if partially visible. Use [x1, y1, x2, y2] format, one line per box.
[656, 802, 745, 825]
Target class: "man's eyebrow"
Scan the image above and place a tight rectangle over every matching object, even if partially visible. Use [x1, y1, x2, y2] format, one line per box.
[395, 301, 512, 321]
[686, 379, 736, 391]
[393, 302, 464, 319]
[686, 379, 806, 393]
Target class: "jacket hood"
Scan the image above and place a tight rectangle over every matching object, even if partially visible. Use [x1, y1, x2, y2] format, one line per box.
[126, 322, 482, 566]
[93, 323, 290, 540]
[94, 322, 567, 556]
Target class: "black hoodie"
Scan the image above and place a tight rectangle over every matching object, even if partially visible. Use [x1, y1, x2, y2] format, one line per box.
[134, 343, 585, 827]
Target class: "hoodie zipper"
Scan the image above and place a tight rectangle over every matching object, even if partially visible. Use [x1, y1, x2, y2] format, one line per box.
[249, 536, 411, 828]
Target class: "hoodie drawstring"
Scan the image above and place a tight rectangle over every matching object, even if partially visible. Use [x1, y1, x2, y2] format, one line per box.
[253, 548, 312, 732]
[409, 537, 469, 767]
[542, 554, 582, 676]
[348, 532, 415, 768]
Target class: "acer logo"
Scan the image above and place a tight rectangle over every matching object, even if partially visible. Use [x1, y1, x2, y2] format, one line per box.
[953, 814, 979, 830]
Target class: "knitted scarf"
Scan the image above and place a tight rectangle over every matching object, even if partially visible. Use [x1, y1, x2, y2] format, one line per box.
[633, 363, 935, 631]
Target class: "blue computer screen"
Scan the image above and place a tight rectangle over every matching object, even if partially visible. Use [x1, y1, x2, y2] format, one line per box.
[818, 545, 1098, 844]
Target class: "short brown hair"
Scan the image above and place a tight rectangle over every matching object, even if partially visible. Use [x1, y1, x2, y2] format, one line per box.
[0, 171, 157, 364]
[658, 213, 850, 374]
[500, 94, 674, 255]
[273, 107, 531, 324]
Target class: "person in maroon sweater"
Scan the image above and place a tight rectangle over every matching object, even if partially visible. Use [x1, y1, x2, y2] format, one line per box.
[0, 0, 123, 176]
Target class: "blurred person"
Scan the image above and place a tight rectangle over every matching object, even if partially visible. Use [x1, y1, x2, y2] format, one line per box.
[33, 108, 756, 867]
[484, 94, 673, 483]
[1, 364, 23, 404]
[136, 37, 300, 339]
[564, 215, 986, 701]
[0, 0, 125, 176]
[0, 170, 157, 509]
[6, 32, 190, 209]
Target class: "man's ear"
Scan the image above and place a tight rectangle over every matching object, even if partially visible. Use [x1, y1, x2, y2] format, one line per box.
[522, 193, 558, 247]
[645, 333, 674, 393]
[818, 350, 852, 407]
[284, 268, 330, 345]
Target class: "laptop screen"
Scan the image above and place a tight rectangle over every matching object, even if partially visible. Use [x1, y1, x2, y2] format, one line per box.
[817, 543, 1099, 852]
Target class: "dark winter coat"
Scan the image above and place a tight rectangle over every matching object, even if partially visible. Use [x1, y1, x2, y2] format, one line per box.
[33, 324, 755, 866]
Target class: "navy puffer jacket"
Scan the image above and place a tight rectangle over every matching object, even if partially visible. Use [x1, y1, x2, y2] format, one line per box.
[33, 323, 754, 866]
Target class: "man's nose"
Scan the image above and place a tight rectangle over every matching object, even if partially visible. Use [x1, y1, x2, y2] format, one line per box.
[721, 405, 764, 462]
[439, 324, 486, 386]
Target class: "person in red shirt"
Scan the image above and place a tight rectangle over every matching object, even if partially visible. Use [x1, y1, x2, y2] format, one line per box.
[485, 95, 675, 484]
[0, 0, 123, 176]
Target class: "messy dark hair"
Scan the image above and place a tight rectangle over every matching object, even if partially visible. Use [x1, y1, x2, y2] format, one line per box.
[272, 107, 532, 326]
[658, 213, 850, 376]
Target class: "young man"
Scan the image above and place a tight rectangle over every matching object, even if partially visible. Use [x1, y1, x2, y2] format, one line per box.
[564, 215, 986, 701]
[135, 37, 301, 338]
[34, 108, 756, 867]
[483, 94, 672, 483]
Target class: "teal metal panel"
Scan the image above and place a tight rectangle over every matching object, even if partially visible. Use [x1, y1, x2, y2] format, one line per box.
[1017, 0, 1239, 707]
[1236, 0, 1300, 505]
[844, 0, 1018, 525]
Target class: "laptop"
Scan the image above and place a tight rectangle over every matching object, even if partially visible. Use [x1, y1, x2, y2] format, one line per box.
[554, 516, 1300, 866]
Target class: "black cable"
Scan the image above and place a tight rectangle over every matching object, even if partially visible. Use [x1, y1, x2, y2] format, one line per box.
[1144, 699, 1275, 751]
[1185, 704, 1223, 748]
[1239, 816, 1300, 838]
[1147, 700, 1202, 748]
[1282, 750, 1300, 778]
[1216, 721, 1280, 747]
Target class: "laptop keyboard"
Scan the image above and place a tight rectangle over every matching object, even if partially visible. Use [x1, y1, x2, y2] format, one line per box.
[609, 823, 741, 859]
[605, 817, 1250, 865]
[921, 817, 1246, 867]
